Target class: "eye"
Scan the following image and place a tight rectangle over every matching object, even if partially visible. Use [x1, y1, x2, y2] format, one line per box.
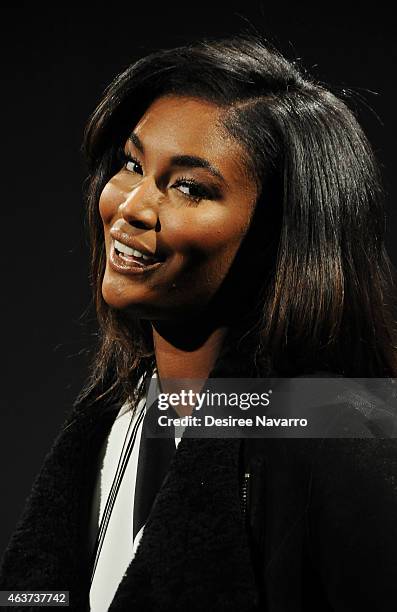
[117, 149, 143, 175]
[125, 156, 143, 175]
[172, 177, 214, 204]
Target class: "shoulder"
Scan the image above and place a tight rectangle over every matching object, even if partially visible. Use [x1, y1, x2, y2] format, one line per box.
[310, 437, 397, 508]
[245, 374, 397, 457]
[243, 375, 397, 512]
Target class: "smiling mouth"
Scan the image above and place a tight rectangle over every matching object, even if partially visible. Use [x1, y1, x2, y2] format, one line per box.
[114, 239, 160, 264]
[110, 239, 165, 273]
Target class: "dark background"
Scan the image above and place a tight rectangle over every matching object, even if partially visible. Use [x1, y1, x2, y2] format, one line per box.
[1, 2, 396, 556]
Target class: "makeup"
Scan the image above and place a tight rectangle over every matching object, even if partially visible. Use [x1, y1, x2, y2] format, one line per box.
[109, 241, 164, 275]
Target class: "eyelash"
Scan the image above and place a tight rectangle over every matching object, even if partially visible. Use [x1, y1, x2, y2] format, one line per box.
[116, 149, 214, 204]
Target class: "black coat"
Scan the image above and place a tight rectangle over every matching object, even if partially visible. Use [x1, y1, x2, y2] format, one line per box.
[1, 377, 397, 611]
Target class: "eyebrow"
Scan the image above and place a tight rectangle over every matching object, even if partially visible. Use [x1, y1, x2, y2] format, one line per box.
[128, 132, 226, 183]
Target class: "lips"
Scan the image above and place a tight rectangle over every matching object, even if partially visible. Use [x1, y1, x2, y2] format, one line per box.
[109, 240, 165, 275]
[109, 229, 165, 262]
[114, 239, 158, 264]
[108, 227, 167, 275]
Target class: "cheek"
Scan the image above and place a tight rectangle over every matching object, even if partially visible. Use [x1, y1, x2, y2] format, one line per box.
[161, 205, 251, 258]
[99, 180, 120, 226]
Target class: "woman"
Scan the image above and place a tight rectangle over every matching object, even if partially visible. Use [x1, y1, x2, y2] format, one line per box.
[1, 34, 397, 611]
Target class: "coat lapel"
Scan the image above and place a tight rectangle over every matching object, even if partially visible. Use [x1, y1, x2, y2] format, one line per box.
[109, 436, 259, 611]
[1, 395, 259, 611]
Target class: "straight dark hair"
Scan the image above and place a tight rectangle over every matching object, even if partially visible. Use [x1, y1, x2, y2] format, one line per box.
[78, 33, 397, 409]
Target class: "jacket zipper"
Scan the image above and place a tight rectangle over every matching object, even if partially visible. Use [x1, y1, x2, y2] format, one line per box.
[241, 471, 251, 518]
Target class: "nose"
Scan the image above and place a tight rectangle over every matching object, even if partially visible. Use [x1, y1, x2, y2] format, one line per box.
[119, 177, 160, 230]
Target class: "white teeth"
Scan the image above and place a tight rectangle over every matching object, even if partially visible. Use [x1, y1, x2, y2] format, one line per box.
[114, 239, 152, 260]
[114, 239, 134, 256]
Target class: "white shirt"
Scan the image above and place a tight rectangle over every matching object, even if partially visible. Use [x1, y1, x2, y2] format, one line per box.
[89, 373, 180, 612]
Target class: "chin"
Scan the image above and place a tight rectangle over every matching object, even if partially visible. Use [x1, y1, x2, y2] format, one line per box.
[101, 279, 144, 311]
[101, 290, 208, 323]
[101, 284, 163, 319]
[101, 272, 217, 320]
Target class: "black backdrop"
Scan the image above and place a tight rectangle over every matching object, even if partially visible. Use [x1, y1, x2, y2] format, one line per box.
[1, 2, 396, 556]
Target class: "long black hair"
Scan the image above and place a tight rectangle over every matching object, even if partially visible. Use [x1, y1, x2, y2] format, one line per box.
[78, 33, 397, 408]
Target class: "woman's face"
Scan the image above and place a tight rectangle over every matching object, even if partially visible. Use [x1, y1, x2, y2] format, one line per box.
[99, 95, 258, 320]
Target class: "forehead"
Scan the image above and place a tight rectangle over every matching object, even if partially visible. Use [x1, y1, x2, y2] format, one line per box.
[130, 95, 253, 183]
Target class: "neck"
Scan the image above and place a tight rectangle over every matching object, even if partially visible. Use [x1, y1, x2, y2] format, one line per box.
[151, 319, 228, 380]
